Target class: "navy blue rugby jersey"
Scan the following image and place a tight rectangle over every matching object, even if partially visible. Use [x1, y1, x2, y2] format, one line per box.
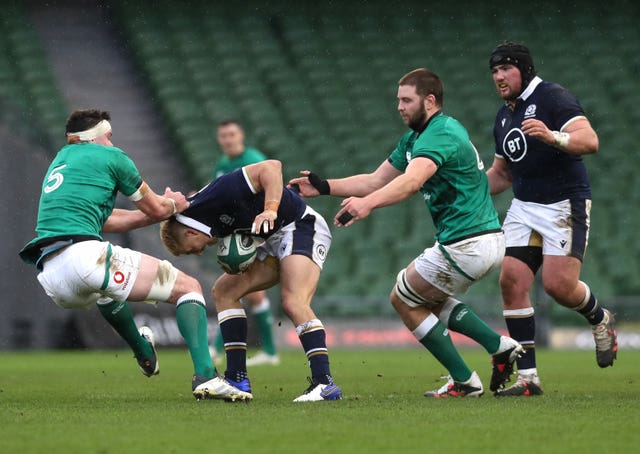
[179, 167, 307, 238]
[493, 77, 592, 203]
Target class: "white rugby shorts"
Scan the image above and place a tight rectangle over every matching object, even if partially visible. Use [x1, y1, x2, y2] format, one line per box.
[503, 198, 591, 259]
[37, 240, 142, 309]
[257, 206, 331, 269]
[413, 231, 505, 295]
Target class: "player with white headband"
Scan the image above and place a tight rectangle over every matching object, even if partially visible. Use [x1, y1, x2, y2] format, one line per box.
[20, 109, 251, 401]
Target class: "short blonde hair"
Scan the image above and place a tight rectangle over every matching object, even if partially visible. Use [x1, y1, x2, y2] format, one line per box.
[159, 217, 186, 256]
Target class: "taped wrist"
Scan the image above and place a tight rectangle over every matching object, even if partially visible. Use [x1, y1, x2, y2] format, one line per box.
[552, 130, 570, 149]
[264, 199, 280, 212]
[166, 197, 178, 215]
[308, 172, 330, 195]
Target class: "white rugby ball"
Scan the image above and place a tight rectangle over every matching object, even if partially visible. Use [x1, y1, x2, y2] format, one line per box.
[216, 233, 258, 274]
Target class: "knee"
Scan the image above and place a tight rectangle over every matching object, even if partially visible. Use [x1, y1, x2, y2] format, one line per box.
[211, 279, 236, 309]
[389, 288, 403, 311]
[280, 299, 293, 318]
[542, 276, 573, 303]
[180, 273, 202, 294]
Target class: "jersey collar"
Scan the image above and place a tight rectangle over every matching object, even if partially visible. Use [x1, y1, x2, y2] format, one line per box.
[518, 76, 543, 101]
[415, 110, 442, 135]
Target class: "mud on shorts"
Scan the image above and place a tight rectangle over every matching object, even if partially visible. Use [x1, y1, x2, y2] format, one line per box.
[408, 230, 505, 301]
[37, 240, 178, 309]
[503, 198, 591, 260]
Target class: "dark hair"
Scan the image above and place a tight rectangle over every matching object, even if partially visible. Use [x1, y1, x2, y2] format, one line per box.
[65, 109, 110, 134]
[217, 118, 243, 129]
[398, 68, 444, 106]
[489, 41, 536, 87]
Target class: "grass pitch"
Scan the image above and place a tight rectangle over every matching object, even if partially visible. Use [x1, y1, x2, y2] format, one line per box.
[1, 348, 638, 453]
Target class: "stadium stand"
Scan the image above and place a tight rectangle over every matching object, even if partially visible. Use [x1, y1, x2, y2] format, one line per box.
[108, 0, 640, 308]
[0, 3, 67, 149]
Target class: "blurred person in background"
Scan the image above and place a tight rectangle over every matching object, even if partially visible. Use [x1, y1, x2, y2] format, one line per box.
[210, 119, 279, 367]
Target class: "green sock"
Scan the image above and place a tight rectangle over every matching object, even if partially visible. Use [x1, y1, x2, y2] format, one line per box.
[97, 300, 153, 360]
[417, 316, 472, 382]
[447, 303, 501, 354]
[254, 308, 277, 355]
[176, 300, 215, 378]
[213, 330, 224, 354]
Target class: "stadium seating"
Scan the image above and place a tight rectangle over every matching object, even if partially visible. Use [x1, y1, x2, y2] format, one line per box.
[111, 0, 640, 305]
[0, 4, 67, 149]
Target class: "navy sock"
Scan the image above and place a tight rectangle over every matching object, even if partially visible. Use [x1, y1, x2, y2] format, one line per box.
[504, 311, 537, 371]
[297, 320, 331, 383]
[218, 309, 248, 382]
[577, 290, 605, 325]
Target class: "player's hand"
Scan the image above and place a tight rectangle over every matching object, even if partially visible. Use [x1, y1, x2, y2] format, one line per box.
[288, 170, 327, 198]
[252, 209, 278, 234]
[164, 187, 189, 213]
[521, 119, 554, 145]
[334, 197, 372, 227]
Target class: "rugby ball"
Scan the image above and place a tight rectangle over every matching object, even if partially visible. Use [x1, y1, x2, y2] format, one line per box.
[216, 233, 258, 274]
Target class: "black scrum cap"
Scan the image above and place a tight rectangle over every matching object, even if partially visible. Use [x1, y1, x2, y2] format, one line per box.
[489, 42, 536, 88]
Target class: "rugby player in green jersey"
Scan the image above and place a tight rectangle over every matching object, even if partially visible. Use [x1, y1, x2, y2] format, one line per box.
[290, 68, 522, 397]
[20, 109, 251, 401]
[210, 119, 279, 367]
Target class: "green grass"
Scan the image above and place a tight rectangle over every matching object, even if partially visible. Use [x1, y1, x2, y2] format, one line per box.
[1, 348, 638, 453]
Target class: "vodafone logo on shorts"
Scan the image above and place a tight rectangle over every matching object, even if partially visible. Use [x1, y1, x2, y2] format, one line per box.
[113, 271, 131, 290]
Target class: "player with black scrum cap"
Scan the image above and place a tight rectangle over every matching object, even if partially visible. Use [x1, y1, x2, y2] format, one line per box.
[486, 42, 618, 396]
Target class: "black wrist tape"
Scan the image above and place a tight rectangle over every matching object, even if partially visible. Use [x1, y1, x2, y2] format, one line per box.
[308, 172, 330, 195]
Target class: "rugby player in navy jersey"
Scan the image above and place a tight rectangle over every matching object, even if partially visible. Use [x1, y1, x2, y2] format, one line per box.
[486, 42, 617, 396]
[159, 160, 342, 402]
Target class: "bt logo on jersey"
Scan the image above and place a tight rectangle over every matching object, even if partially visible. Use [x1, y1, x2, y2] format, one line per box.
[502, 128, 528, 162]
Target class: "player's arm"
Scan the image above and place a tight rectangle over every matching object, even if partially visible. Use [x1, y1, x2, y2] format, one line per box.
[289, 160, 401, 198]
[521, 117, 598, 155]
[103, 183, 189, 233]
[335, 157, 436, 226]
[132, 182, 189, 221]
[244, 160, 283, 234]
[486, 155, 512, 195]
[102, 208, 156, 233]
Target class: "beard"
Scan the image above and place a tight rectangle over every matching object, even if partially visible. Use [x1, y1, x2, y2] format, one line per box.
[406, 104, 428, 131]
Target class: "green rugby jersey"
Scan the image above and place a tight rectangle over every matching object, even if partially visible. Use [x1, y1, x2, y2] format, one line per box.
[20, 142, 142, 264]
[212, 147, 266, 179]
[388, 112, 499, 244]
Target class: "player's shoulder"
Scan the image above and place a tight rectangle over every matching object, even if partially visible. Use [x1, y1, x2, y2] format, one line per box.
[426, 112, 467, 138]
[65, 142, 129, 160]
[534, 80, 574, 98]
[244, 147, 267, 160]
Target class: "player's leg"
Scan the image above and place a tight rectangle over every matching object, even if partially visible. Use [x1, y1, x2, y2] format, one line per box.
[245, 289, 279, 365]
[36, 241, 159, 376]
[96, 298, 158, 376]
[431, 233, 522, 375]
[493, 200, 546, 396]
[212, 258, 279, 393]
[277, 254, 342, 402]
[108, 246, 249, 400]
[539, 198, 616, 368]
[495, 252, 543, 396]
[542, 255, 617, 367]
[124, 253, 216, 380]
[392, 266, 482, 397]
